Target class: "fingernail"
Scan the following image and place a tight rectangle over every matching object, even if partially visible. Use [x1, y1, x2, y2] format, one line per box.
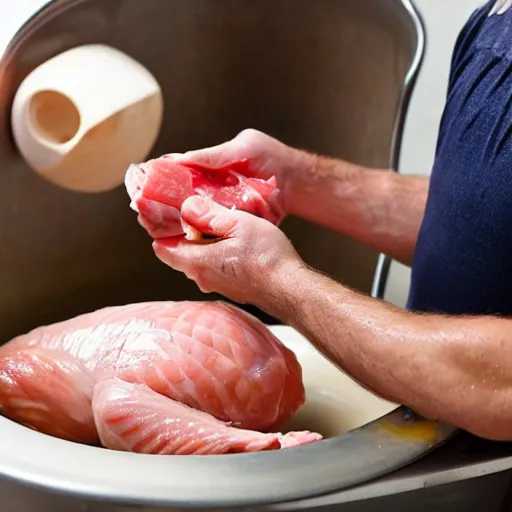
[183, 196, 209, 217]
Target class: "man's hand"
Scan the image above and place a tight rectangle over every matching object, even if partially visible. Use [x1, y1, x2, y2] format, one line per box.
[152, 195, 303, 307]
[177, 129, 312, 210]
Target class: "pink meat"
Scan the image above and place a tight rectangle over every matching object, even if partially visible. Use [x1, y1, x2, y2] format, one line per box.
[125, 156, 286, 240]
[0, 301, 322, 454]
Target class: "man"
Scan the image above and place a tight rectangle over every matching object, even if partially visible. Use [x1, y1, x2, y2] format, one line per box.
[153, 0, 512, 440]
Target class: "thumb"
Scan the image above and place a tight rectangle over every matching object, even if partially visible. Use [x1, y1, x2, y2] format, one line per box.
[181, 196, 241, 238]
[180, 140, 236, 168]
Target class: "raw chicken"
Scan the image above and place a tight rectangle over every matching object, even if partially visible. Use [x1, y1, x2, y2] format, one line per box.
[0, 301, 322, 455]
[125, 156, 285, 240]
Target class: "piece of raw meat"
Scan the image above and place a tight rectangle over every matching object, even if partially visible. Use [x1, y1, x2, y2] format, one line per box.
[94, 378, 321, 455]
[0, 301, 322, 454]
[125, 155, 286, 240]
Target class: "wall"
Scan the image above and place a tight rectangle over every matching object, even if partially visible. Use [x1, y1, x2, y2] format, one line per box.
[383, 0, 486, 308]
[0, 0, 51, 55]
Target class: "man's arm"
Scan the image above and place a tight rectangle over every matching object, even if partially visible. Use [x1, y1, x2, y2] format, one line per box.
[287, 154, 429, 266]
[261, 263, 512, 441]
[154, 195, 512, 442]
[180, 129, 429, 266]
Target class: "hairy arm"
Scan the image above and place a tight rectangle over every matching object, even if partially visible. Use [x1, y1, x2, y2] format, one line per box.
[259, 263, 512, 441]
[288, 152, 429, 266]
[153, 193, 508, 440]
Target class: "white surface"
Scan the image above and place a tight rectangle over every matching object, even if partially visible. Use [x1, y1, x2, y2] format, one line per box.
[1, 0, 486, 305]
[0, 0, 49, 56]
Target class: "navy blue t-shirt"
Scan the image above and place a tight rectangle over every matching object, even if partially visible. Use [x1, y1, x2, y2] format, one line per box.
[407, 0, 512, 315]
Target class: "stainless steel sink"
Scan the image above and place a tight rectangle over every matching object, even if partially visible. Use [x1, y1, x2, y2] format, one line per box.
[2, 1, 503, 511]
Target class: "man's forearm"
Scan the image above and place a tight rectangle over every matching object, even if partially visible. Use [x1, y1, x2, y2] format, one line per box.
[289, 153, 429, 266]
[262, 263, 512, 441]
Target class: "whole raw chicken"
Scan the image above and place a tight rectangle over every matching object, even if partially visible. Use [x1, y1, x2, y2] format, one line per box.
[0, 301, 322, 455]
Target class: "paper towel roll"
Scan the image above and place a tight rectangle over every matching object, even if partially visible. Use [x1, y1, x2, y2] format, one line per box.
[11, 44, 164, 193]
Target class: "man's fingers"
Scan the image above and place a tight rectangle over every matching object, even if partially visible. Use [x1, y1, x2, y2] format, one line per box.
[180, 196, 240, 238]
[179, 129, 263, 167]
[152, 237, 217, 293]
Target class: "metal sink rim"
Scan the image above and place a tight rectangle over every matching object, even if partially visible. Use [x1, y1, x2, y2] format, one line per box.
[0, 404, 457, 509]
